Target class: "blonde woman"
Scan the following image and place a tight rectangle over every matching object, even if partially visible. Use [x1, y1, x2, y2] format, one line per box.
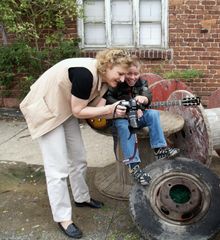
[20, 49, 132, 239]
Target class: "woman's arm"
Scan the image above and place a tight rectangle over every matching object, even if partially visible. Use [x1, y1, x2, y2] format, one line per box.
[71, 95, 126, 119]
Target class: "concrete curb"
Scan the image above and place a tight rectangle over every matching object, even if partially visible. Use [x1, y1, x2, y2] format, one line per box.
[0, 107, 23, 119]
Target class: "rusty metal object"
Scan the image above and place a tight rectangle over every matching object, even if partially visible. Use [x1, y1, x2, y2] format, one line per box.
[140, 73, 163, 86]
[94, 111, 184, 200]
[152, 174, 210, 224]
[208, 88, 220, 109]
[166, 90, 213, 166]
[149, 79, 192, 110]
[129, 158, 220, 240]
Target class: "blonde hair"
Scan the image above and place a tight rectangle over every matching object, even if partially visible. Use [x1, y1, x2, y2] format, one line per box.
[130, 55, 144, 73]
[96, 49, 133, 75]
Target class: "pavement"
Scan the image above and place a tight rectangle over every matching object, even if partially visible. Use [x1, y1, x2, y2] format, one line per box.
[0, 108, 116, 167]
[0, 108, 142, 240]
[1, 108, 220, 240]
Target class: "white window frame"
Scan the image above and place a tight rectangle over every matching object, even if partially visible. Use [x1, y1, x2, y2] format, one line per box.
[77, 0, 168, 49]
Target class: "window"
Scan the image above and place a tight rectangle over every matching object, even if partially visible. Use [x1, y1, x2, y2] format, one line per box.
[77, 0, 168, 49]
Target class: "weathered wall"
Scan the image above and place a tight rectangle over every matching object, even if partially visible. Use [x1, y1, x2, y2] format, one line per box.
[1, 0, 220, 106]
[165, 0, 220, 105]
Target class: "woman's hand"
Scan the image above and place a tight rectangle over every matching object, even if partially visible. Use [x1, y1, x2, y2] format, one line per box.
[110, 101, 127, 118]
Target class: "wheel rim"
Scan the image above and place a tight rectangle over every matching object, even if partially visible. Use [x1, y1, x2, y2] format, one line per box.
[149, 172, 211, 225]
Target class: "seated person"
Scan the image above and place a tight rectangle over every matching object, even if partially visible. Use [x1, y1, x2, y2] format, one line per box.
[105, 56, 180, 186]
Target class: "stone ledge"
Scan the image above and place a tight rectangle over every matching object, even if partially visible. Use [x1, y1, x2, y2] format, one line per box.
[0, 107, 23, 119]
[81, 48, 173, 60]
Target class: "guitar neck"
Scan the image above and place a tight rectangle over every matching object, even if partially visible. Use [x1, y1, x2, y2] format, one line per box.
[149, 100, 183, 109]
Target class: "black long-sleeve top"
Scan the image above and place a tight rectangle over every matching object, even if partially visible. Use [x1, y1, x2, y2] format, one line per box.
[105, 79, 152, 106]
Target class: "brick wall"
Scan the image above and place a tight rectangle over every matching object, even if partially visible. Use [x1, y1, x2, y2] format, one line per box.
[1, 0, 220, 106]
[166, 0, 220, 106]
[73, 0, 220, 106]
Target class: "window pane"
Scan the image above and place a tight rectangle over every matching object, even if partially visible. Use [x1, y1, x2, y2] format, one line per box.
[112, 24, 133, 45]
[84, 23, 106, 44]
[112, 0, 132, 21]
[84, 0, 105, 21]
[140, 23, 161, 45]
[140, 0, 161, 21]
[79, 0, 167, 48]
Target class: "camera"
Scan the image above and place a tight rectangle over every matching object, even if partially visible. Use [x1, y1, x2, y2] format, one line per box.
[119, 99, 144, 130]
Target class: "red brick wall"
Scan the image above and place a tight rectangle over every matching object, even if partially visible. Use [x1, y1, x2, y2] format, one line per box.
[1, 1, 220, 106]
[164, 0, 220, 106]
[76, 0, 220, 106]
[118, 0, 220, 106]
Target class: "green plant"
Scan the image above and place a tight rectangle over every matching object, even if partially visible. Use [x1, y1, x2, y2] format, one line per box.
[163, 69, 204, 80]
[0, 0, 83, 49]
[0, 42, 41, 96]
[46, 38, 81, 65]
[19, 76, 36, 99]
[0, 39, 81, 98]
[0, 72, 15, 89]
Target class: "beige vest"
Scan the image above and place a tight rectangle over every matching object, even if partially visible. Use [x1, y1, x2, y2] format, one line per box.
[20, 58, 108, 139]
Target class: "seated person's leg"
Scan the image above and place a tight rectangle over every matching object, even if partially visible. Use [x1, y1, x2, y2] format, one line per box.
[138, 110, 180, 160]
[114, 119, 151, 185]
[114, 119, 141, 164]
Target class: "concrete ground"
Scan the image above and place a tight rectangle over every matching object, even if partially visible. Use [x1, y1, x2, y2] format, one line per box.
[1, 109, 220, 240]
[0, 112, 141, 240]
[0, 110, 116, 167]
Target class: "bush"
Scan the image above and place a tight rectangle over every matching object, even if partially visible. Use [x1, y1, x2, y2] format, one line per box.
[0, 39, 81, 98]
[0, 0, 82, 50]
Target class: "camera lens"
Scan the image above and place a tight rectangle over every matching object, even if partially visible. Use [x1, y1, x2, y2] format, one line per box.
[128, 110, 138, 128]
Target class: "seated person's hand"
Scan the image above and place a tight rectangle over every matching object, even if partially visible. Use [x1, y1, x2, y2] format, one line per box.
[135, 95, 149, 105]
[137, 109, 143, 118]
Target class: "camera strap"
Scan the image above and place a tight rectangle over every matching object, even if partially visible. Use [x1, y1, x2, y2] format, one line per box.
[112, 102, 122, 119]
[112, 102, 139, 164]
[122, 133, 138, 164]
[112, 130, 138, 164]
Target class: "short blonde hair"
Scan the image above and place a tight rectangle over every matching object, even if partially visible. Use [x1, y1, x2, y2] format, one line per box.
[96, 49, 133, 75]
[130, 55, 144, 73]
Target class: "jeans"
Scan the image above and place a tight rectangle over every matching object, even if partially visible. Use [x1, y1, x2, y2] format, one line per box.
[114, 109, 167, 165]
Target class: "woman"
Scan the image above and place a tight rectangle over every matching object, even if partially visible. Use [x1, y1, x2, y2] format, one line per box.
[20, 49, 132, 238]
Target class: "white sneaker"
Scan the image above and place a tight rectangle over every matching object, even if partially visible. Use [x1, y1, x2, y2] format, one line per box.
[154, 147, 180, 160]
[130, 165, 151, 186]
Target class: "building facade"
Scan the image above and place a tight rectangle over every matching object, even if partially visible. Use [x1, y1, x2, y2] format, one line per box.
[1, 0, 220, 106]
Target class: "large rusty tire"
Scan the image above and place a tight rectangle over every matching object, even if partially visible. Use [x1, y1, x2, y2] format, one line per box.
[129, 157, 220, 240]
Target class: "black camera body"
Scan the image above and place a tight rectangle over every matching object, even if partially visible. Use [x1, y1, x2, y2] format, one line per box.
[119, 99, 143, 129]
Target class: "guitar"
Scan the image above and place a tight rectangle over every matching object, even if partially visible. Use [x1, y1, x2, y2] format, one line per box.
[148, 96, 200, 108]
[86, 97, 200, 130]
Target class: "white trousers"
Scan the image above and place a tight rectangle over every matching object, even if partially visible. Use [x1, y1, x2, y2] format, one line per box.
[38, 116, 90, 222]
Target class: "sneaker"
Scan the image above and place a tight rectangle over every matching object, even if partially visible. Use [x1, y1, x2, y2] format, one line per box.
[130, 164, 151, 186]
[154, 147, 180, 160]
